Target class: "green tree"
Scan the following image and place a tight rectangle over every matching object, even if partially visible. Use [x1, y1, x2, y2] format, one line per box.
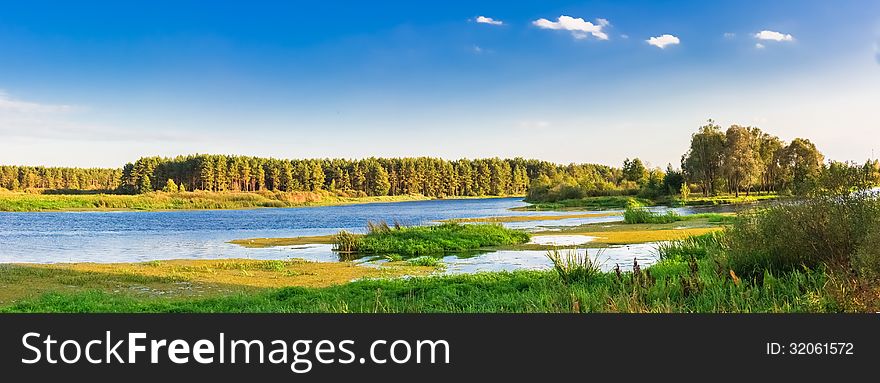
[163, 179, 178, 193]
[622, 158, 648, 186]
[722, 125, 762, 196]
[779, 138, 824, 195]
[682, 120, 725, 195]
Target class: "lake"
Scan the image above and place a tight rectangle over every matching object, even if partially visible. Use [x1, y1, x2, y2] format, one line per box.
[0, 197, 732, 272]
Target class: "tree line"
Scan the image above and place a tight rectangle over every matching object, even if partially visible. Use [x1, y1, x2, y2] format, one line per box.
[119, 155, 595, 197]
[0, 166, 121, 191]
[3, 121, 877, 199]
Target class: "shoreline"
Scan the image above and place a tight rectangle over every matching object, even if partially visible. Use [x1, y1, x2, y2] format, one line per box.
[0, 191, 525, 213]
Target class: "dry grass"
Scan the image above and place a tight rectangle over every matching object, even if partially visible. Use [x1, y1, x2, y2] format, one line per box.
[0, 259, 434, 305]
[445, 212, 621, 223]
[229, 235, 338, 247]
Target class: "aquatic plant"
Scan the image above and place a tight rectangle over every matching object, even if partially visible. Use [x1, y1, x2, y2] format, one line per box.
[545, 248, 602, 284]
[337, 222, 530, 256]
[655, 232, 724, 261]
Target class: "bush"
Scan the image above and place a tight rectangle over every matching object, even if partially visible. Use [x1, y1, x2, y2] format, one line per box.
[725, 192, 880, 278]
[852, 223, 880, 280]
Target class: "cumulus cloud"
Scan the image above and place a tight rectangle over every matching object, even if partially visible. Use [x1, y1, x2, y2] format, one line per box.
[475, 16, 503, 26]
[755, 43, 766, 49]
[646, 34, 680, 49]
[754, 30, 794, 42]
[532, 15, 609, 40]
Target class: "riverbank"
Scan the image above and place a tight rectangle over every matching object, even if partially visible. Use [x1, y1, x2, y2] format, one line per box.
[515, 193, 782, 211]
[0, 259, 435, 306]
[0, 257, 841, 313]
[0, 190, 480, 212]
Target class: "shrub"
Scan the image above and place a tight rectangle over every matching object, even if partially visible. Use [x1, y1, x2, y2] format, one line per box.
[725, 192, 880, 278]
[852, 223, 880, 280]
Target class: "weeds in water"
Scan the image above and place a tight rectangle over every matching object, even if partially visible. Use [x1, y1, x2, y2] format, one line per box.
[339, 222, 529, 256]
[546, 248, 602, 284]
[655, 231, 724, 260]
[407, 256, 443, 267]
[333, 230, 359, 253]
[624, 206, 681, 224]
[367, 220, 392, 234]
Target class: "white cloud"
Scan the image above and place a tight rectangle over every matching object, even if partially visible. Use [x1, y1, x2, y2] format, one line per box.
[0, 91, 73, 113]
[472, 45, 483, 54]
[723, 32, 736, 39]
[620, 34, 630, 39]
[646, 34, 680, 49]
[754, 30, 794, 42]
[475, 16, 503, 26]
[755, 43, 766, 49]
[532, 15, 609, 40]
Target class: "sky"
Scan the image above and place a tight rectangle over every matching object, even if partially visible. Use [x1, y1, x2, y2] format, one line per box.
[1, 0, 879, 168]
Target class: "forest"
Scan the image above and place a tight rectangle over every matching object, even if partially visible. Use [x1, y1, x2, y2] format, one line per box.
[1, 120, 878, 201]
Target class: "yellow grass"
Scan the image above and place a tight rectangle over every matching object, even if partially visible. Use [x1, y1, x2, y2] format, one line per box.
[445, 212, 621, 223]
[0, 259, 434, 304]
[229, 235, 337, 247]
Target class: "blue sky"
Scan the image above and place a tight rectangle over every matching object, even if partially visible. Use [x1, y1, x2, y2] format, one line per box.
[1, 0, 878, 168]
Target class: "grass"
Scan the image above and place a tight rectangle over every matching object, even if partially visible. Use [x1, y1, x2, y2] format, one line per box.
[407, 256, 443, 267]
[0, 259, 436, 306]
[533, 218, 724, 246]
[671, 193, 781, 206]
[655, 232, 725, 261]
[518, 193, 782, 211]
[0, 190, 435, 212]
[623, 206, 735, 225]
[545, 248, 602, 284]
[624, 206, 681, 224]
[229, 235, 336, 247]
[337, 222, 530, 256]
[445, 212, 621, 223]
[0, 260, 841, 313]
[515, 196, 653, 211]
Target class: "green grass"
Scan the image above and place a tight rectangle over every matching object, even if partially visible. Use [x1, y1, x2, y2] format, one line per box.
[517, 196, 653, 211]
[623, 205, 734, 225]
[655, 232, 725, 261]
[407, 256, 443, 267]
[0, 261, 838, 313]
[0, 190, 435, 212]
[672, 193, 781, 206]
[339, 222, 530, 256]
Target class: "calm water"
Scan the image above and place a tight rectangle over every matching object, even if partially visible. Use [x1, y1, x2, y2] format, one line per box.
[0, 198, 587, 264]
[0, 197, 744, 272]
